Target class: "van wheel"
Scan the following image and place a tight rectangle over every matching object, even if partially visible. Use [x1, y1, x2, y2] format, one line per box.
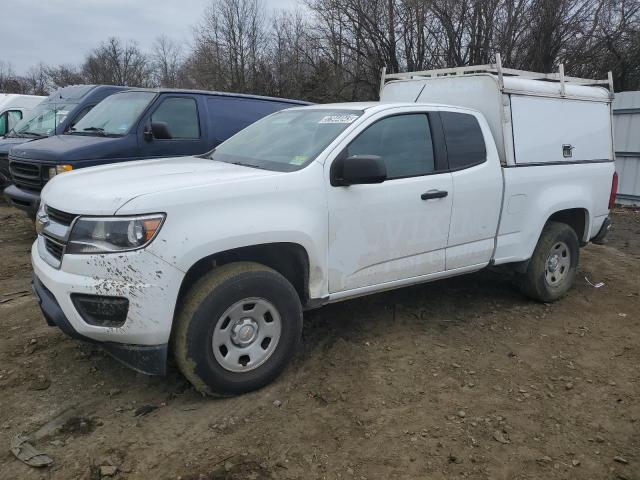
[173, 262, 302, 396]
[519, 222, 579, 303]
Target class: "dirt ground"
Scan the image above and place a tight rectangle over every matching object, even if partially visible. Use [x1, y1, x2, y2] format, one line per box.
[0, 204, 638, 480]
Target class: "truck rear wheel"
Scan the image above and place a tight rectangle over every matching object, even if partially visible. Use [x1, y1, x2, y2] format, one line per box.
[519, 222, 580, 303]
[173, 262, 302, 395]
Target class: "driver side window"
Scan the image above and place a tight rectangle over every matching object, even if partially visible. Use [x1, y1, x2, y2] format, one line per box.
[0, 110, 23, 136]
[151, 97, 200, 139]
[346, 114, 435, 179]
[8, 110, 22, 131]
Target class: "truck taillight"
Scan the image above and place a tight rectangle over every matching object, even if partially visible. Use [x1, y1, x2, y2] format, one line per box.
[609, 172, 618, 210]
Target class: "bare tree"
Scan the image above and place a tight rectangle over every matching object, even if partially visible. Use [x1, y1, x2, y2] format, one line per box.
[190, 0, 267, 92]
[82, 37, 152, 87]
[22, 62, 49, 95]
[0, 61, 22, 93]
[575, 0, 640, 90]
[46, 64, 85, 89]
[8, 0, 640, 101]
[151, 35, 184, 87]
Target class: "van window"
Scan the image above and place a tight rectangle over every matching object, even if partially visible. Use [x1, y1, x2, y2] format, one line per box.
[0, 110, 21, 136]
[347, 114, 435, 179]
[13, 103, 75, 137]
[7, 110, 23, 132]
[70, 105, 94, 129]
[208, 97, 294, 141]
[72, 91, 154, 136]
[440, 112, 486, 170]
[151, 97, 200, 139]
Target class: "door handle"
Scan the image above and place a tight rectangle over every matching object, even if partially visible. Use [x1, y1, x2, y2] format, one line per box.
[421, 190, 448, 200]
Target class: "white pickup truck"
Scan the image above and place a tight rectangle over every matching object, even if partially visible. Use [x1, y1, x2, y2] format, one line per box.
[32, 62, 617, 395]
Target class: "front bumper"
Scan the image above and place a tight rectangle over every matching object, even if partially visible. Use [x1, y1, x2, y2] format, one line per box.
[33, 275, 168, 375]
[31, 241, 185, 375]
[4, 184, 40, 217]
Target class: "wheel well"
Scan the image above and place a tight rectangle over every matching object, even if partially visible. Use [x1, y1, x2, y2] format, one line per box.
[177, 243, 310, 308]
[547, 208, 589, 244]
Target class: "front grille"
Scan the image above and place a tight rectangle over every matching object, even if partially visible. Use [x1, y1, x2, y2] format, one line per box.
[11, 161, 39, 176]
[9, 160, 45, 191]
[46, 206, 77, 226]
[44, 238, 64, 261]
[39, 205, 77, 266]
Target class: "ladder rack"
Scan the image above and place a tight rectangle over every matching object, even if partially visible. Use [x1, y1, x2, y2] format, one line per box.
[380, 53, 614, 97]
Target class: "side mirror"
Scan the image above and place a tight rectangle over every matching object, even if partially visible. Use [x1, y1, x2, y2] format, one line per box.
[331, 154, 387, 186]
[145, 121, 172, 141]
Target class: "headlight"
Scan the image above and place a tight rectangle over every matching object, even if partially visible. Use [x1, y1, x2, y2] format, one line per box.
[35, 202, 47, 234]
[48, 164, 73, 179]
[67, 214, 165, 254]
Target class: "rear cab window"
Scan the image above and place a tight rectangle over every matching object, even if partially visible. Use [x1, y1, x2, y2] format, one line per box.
[440, 112, 487, 170]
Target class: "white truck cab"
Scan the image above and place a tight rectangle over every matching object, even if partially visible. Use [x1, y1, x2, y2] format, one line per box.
[32, 62, 617, 395]
[0, 93, 45, 137]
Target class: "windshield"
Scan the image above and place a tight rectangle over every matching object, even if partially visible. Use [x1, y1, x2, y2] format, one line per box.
[211, 109, 363, 172]
[11, 102, 76, 137]
[71, 91, 156, 136]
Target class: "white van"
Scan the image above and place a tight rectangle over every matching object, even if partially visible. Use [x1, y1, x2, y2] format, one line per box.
[0, 93, 45, 137]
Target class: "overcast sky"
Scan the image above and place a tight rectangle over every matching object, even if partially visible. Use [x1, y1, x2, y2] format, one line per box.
[1, 0, 300, 74]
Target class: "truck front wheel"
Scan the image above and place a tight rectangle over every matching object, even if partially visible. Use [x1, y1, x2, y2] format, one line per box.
[173, 262, 303, 395]
[519, 222, 580, 303]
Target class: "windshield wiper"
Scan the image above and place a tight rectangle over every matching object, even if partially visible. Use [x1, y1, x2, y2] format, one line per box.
[20, 131, 45, 138]
[81, 127, 107, 136]
[229, 161, 265, 170]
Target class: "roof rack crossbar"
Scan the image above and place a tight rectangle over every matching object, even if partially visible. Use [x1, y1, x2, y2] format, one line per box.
[380, 54, 612, 97]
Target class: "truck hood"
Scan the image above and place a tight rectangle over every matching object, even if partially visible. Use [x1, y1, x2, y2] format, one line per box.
[9, 134, 125, 162]
[0, 136, 33, 155]
[41, 156, 280, 215]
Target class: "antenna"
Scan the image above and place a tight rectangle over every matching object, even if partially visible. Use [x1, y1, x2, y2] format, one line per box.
[495, 53, 504, 90]
[379, 66, 387, 99]
[608, 71, 614, 98]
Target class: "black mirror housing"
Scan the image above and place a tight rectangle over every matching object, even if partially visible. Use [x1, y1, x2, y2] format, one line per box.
[331, 154, 387, 186]
[148, 122, 172, 140]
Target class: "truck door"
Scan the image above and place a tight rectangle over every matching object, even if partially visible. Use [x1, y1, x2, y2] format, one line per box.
[140, 94, 208, 158]
[327, 111, 453, 293]
[443, 111, 502, 270]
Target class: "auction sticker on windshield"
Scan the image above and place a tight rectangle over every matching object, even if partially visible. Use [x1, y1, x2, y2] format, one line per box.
[319, 114, 359, 124]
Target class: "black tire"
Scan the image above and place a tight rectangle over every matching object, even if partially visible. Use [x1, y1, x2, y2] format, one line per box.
[519, 221, 580, 303]
[173, 262, 302, 395]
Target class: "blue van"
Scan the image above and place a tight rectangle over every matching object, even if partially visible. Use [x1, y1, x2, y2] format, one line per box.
[4, 89, 310, 216]
[0, 85, 129, 187]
